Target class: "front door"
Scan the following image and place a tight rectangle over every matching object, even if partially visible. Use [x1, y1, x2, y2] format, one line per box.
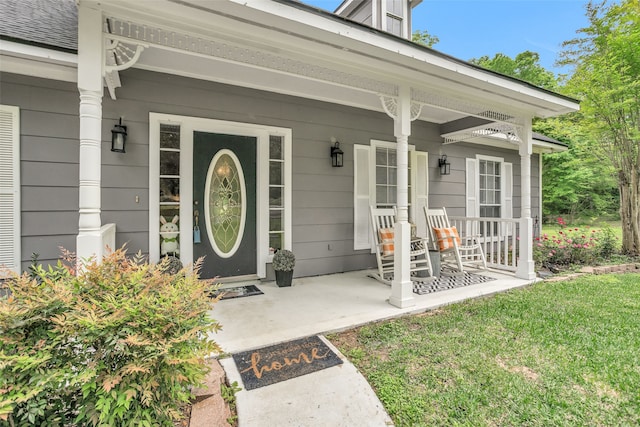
[193, 132, 257, 279]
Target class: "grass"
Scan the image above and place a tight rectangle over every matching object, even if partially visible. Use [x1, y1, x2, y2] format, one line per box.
[329, 274, 640, 426]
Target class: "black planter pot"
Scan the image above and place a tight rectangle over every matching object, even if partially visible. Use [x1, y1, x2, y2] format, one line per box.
[275, 270, 293, 287]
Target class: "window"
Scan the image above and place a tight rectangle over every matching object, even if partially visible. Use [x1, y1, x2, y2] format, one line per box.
[159, 124, 181, 255]
[0, 105, 20, 274]
[268, 135, 285, 254]
[384, 0, 405, 37]
[466, 155, 513, 236]
[479, 159, 501, 218]
[375, 145, 412, 208]
[353, 141, 429, 250]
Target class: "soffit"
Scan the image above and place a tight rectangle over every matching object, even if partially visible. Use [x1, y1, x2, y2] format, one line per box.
[85, 0, 582, 149]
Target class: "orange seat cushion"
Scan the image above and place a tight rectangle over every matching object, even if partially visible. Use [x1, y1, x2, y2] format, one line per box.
[433, 226, 461, 251]
[379, 228, 394, 256]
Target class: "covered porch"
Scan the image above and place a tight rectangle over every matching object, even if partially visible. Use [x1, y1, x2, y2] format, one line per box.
[67, 0, 579, 310]
[212, 268, 537, 354]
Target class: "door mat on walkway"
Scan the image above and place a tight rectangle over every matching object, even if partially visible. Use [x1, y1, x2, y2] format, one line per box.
[413, 270, 496, 295]
[210, 284, 263, 300]
[233, 335, 343, 391]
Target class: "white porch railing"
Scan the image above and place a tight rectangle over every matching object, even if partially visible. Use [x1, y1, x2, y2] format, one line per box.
[449, 216, 520, 272]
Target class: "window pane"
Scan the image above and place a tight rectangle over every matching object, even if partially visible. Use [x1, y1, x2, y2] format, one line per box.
[494, 177, 501, 190]
[376, 186, 387, 204]
[387, 0, 403, 16]
[160, 178, 180, 202]
[269, 135, 283, 160]
[269, 210, 283, 232]
[486, 177, 494, 190]
[388, 150, 397, 166]
[269, 162, 283, 185]
[160, 124, 180, 149]
[480, 190, 486, 204]
[269, 187, 283, 207]
[160, 205, 180, 220]
[386, 16, 402, 36]
[269, 233, 283, 253]
[494, 162, 501, 175]
[376, 166, 387, 184]
[389, 187, 397, 205]
[388, 168, 397, 185]
[160, 151, 180, 175]
[479, 160, 486, 174]
[376, 148, 387, 166]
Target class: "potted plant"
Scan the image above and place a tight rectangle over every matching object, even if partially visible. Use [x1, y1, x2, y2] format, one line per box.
[272, 249, 295, 287]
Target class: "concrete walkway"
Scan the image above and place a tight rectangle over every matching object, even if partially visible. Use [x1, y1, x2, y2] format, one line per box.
[211, 269, 536, 426]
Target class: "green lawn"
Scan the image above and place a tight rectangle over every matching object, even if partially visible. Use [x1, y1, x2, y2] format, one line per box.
[329, 274, 640, 426]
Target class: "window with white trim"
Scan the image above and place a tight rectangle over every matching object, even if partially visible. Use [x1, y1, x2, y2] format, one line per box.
[353, 141, 429, 250]
[268, 135, 285, 254]
[384, 0, 405, 37]
[375, 144, 411, 208]
[466, 155, 513, 236]
[479, 159, 501, 218]
[0, 105, 21, 274]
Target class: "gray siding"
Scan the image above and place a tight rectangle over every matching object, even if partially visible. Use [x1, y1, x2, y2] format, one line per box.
[2, 69, 539, 277]
[344, 0, 373, 26]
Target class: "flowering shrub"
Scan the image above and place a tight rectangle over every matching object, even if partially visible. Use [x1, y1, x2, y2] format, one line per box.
[534, 217, 619, 268]
[0, 248, 221, 426]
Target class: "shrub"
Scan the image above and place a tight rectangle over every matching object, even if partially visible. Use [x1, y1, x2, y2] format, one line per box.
[533, 217, 619, 269]
[0, 248, 221, 426]
[272, 249, 295, 271]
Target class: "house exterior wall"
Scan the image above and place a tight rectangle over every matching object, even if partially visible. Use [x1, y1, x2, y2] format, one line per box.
[1, 69, 540, 276]
[344, 0, 373, 26]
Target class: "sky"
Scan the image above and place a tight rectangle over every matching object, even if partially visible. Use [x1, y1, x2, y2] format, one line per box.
[303, 0, 593, 76]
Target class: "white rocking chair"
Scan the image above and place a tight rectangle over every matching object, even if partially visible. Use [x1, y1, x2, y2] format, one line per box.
[424, 206, 487, 273]
[369, 206, 433, 284]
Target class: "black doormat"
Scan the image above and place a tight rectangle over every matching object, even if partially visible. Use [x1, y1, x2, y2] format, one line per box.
[210, 284, 263, 300]
[233, 335, 343, 391]
[413, 270, 496, 295]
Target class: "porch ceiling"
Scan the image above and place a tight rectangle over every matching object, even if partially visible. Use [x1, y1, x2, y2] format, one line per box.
[96, 0, 578, 133]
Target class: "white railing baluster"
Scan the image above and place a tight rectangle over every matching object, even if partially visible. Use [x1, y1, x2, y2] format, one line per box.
[449, 215, 520, 273]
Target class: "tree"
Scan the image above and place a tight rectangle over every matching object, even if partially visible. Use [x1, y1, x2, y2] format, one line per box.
[470, 50, 619, 222]
[559, 0, 640, 256]
[470, 51, 559, 92]
[412, 29, 439, 48]
[536, 118, 619, 222]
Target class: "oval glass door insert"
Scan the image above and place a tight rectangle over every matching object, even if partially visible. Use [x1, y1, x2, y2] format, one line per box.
[204, 149, 246, 258]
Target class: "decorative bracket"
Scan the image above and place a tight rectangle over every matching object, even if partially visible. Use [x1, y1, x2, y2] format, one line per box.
[379, 95, 423, 121]
[103, 32, 148, 100]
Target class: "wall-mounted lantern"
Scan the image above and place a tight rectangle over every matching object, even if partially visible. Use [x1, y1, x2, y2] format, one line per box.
[111, 118, 127, 153]
[330, 137, 344, 167]
[438, 154, 451, 175]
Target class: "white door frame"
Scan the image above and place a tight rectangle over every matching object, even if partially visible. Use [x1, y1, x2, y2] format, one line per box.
[149, 113, 292, 278]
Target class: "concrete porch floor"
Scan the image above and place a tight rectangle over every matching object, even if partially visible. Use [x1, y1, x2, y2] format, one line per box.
[206, 269, 539, 426]
[210, 268, 538, 354]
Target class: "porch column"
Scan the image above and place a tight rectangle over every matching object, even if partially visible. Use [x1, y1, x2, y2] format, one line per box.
[516, 120, 535, 279]
[390, 86, 415, 308]
[76, 4, 104, 264]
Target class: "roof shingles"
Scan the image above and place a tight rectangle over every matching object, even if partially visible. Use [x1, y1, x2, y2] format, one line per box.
[0, 0, 77, 51]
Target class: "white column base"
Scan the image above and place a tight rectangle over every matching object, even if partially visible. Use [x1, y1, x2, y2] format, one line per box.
[390, 221, 415, 308]
[516, 216, 536, 280]
[77, 232, 103, 265]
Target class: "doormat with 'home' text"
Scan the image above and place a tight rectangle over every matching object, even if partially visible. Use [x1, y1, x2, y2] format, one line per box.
[232, 335, 343, 390]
